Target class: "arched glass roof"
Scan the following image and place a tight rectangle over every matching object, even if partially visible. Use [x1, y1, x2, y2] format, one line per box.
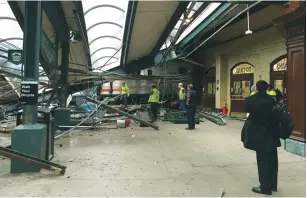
[0, 1, 48, 91]
[82, 1, 129, 71]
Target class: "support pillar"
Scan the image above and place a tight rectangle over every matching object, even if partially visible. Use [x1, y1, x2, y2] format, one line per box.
[11, 1, 47, 173]
[192, 65, 204, 104]
[215, 55, 228, 110]
[54, 35, 71, 128]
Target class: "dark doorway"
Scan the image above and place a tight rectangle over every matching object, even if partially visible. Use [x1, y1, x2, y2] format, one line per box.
[270, 55, 287, 103]
[202, 67, 216, 110]
[230, 62, 254, 117]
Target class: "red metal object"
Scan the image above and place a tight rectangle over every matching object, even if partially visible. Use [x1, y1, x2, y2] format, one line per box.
[222, 105, 228, 115]
[125, 118, 131, 127]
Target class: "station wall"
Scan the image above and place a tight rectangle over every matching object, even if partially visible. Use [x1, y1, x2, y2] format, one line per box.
[194, 26, 286, 112]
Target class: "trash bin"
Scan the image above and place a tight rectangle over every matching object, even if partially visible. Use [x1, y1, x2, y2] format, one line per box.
[16, 107, 54, 161]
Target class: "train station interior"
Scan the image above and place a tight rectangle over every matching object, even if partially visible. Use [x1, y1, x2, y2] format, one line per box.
[0, 0, 306, 197]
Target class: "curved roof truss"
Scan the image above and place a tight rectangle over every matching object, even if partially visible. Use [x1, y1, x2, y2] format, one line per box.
[89, 35, 121, 46]
[91, 47, 118, 57]
[92, 56, 119, 66]
[0, 37, 23, 44]
[84, 4, 125, 16]
[0, 17, 17, 22]
[87, 21, 123, 32]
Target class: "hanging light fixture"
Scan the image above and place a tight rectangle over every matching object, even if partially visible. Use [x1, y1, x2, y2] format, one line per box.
[245, 5, 253, 35]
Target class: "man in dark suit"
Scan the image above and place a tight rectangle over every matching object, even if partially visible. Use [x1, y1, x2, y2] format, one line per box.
[241, 80, 281, 195]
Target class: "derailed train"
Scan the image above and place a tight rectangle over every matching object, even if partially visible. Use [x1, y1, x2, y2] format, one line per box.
[100, 61, 193, 105]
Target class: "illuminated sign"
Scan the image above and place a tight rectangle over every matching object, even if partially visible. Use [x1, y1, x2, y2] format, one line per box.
[273, 58, 287, 71]
[232, 64, 254, 75]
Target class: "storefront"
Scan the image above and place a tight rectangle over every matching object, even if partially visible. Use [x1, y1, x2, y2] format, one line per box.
[230, 62, 254, 117]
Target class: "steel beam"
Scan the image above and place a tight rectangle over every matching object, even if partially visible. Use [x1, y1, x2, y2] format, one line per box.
[150, 1, 190, 55]
[74, 2, 92, 71]
[120, 1, 138, 66]
[8, 1, 56, 79]
[182, 2, 269, 53]
[59, 40, 70, 108]
[42, 1, 69, 41]
[178, 3, 232, 49]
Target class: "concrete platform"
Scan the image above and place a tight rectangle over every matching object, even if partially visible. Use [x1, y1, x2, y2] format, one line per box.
[0, 120, 305, 197]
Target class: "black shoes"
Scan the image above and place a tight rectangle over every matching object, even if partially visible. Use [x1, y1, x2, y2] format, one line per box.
[252, 187, 272, 195]
[185, 127, 195, 130]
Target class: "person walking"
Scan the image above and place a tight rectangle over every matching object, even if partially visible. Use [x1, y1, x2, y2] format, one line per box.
[185, 84, 197, 130]
[148, 85, 160, 122]
[241, 80, 281, 195]
[121, 82, 130, 108]
[178, 83, 186, 111]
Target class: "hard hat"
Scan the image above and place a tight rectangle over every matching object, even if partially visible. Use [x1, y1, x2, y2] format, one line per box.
[178, 83, 183, 86]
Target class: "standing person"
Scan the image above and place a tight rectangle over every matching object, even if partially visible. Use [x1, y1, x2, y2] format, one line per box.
[185, 84, 197, 130]
[121, 82, 130, 108]
[178, 83, 186, 111]
[148, 85, 160, 122]
[267, 84, 276, 99]
[241, 80, 281, 195]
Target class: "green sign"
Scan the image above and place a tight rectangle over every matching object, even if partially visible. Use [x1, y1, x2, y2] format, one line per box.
[8, 50, 23, 65]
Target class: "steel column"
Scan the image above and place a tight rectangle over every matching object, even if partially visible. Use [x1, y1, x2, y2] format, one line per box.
[22, 1, 42, 124]
[59, 39, 70, 108]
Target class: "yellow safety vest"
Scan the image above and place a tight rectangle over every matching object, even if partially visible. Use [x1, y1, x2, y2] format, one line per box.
[148, 88, 160, 103]
[179, 88, 186, 100]
[250, 91, 256, 96]
[121, 85, 129, 95]
[267, 90, 276, 96]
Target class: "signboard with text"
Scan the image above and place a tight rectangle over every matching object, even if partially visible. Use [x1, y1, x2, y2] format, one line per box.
[232, 64, 254, 75]
[20, 81, 38, 105]
[273, 58, 287, 71]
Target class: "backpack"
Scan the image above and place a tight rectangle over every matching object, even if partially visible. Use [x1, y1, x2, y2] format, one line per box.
[272, 102, 294, 140]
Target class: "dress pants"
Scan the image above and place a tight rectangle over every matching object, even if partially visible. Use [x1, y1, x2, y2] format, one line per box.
[150, 102, 159, 122]
[186, 104, 196, 129]
[256, 148, 278, 190]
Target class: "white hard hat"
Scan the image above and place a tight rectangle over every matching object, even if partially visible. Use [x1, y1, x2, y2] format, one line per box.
[178, 83, 183, 86]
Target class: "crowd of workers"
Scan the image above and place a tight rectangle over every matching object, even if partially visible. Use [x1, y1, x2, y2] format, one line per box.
[120, 82, 197, 128]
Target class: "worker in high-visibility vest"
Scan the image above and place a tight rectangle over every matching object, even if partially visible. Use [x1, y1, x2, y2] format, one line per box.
[267, 84, 277, 96]
[178, 83, 186, 111]
[121, 82, 130, 107]
[148, 85, 160, 122]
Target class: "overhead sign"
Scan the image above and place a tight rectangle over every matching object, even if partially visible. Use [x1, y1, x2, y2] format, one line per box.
[232, 64, 254, 75]
[20, 81, 38, 105]
[273, 58, 287, 71]
[8, 50, 23, 65]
